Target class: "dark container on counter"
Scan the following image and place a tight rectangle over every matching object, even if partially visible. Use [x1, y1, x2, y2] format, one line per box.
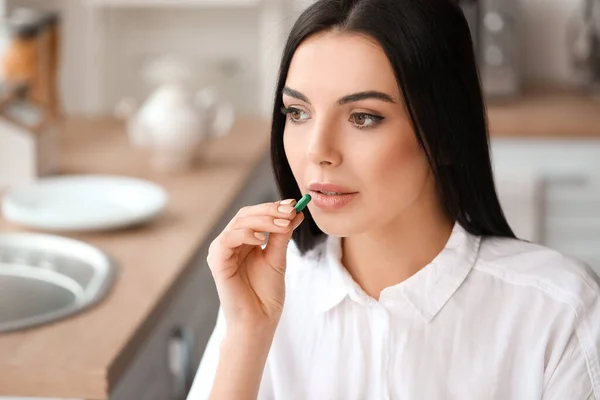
[0, 8, 61, 117]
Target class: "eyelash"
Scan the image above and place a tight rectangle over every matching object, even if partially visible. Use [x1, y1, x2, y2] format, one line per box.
[280, 106, 385, 130]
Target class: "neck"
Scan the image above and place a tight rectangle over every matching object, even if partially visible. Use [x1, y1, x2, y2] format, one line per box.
[341, 193, 453, 301]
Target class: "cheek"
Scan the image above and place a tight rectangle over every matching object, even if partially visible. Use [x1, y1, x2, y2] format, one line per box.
[362, 128, 429, 200]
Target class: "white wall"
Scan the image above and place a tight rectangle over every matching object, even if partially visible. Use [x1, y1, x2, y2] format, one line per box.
[104, 7, 263, 115]
[6, 0, 589, 115]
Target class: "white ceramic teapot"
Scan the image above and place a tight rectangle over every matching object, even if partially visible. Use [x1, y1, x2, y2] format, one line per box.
[116, 56, 235, 172]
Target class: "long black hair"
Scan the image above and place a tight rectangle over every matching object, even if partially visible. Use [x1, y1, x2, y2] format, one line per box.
[271, 0, 516, 255]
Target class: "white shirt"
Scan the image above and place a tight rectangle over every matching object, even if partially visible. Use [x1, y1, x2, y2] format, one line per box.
[188, 223, 600, 399]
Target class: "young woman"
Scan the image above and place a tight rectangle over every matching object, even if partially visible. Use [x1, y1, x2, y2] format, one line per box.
[188, 0, 600, 398]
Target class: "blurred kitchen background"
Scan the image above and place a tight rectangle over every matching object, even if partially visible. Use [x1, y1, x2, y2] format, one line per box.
[0, 0, 599, 399]
[1, 0, 598, 115]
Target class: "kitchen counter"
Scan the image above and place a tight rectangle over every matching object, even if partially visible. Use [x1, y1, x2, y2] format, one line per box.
[487, 85, 600, 139]
[0, 117, 271, 399]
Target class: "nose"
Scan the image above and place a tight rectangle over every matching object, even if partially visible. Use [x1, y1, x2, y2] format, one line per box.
[306, 120, 342, 167]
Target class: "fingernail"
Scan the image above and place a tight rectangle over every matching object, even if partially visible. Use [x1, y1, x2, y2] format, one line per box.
[274, 219, 291, 227]
[254, 232, 266, 241]
[278, 205, 295, 214]
[280, 199, 295, 205]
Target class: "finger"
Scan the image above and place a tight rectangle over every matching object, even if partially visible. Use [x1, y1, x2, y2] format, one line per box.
[264, 212, 305, 271]
[208, 228, 266, 265]
[230, 199, 298, 221]
[290, 211, 305, 230]
[230, 215, 296, 234]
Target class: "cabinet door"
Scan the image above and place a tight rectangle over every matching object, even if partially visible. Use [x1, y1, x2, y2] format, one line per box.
[491, 139, 600, 274]
[111, 154, 279, 400]
[544, 177, 600, 273]
[495, 169, 543, 243]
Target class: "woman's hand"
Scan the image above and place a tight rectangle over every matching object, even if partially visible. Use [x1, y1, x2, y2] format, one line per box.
[207, 198, 304, 333]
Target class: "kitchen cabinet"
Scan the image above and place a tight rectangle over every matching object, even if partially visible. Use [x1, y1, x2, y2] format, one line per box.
[111, 155, 278, 400]
[491, 138, 600, 274]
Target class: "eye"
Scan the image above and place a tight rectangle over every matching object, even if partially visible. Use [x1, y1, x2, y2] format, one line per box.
[281, 106, 310, 123]
[350, 113, 384, 129]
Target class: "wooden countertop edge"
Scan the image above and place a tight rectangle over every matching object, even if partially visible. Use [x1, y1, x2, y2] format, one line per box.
[0, 366, 107, 399]
[105, 147, 269, 392]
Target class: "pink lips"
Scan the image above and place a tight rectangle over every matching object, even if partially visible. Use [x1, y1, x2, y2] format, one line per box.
[307, 182, 359, 211]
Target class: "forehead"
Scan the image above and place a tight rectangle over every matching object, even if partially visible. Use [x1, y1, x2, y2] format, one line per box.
[285, 31, 400, 102]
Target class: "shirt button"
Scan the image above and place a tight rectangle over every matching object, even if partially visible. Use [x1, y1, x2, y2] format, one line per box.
[375, 305, 388, 318]
[373, 307, 389, 331]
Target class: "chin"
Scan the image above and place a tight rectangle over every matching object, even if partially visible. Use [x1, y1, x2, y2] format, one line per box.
[310, 211, 367, 237]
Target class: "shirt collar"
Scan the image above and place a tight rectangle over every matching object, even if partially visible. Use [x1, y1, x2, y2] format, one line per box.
[315, 222, 481, 322]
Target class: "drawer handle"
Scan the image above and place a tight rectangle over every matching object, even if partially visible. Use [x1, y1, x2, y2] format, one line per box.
[168, 326, 195, 400]
[543, 175, 589, 187]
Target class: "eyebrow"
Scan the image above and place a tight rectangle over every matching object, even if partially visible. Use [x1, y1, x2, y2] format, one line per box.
[282, 86, 396, 105]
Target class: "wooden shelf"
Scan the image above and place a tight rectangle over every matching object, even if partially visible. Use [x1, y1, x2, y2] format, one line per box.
[86, 0, 260, 8]
[487, 85, 600, 139]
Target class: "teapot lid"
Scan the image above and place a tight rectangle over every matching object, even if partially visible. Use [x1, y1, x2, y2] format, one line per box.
[142, 55, 192, 86]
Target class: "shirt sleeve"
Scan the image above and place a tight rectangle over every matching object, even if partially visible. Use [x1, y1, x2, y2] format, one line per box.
[543, 269, 600, 400]
[187, 307, 226, 400]
[542, 327, 595, 399]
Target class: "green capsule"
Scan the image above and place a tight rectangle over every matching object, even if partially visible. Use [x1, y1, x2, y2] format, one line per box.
[294, 194, 312, 213]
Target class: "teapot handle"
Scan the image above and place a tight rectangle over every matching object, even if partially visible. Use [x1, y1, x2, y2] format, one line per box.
[196, 87, 235, 139]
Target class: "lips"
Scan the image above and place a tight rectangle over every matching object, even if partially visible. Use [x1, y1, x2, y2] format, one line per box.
[307, 182, 359, 211]
[308, 182, 356, 194]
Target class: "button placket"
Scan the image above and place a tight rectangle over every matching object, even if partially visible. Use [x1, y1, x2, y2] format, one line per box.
[372, 304, 391, 399]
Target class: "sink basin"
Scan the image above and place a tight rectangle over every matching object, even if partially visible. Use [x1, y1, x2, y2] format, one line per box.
[0, 233, 117, 333]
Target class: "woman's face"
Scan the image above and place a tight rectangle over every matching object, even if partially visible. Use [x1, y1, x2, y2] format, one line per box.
[283, 32, 436, 237]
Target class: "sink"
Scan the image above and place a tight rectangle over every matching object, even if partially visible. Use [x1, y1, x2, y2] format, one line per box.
[0, 233, 117, 333]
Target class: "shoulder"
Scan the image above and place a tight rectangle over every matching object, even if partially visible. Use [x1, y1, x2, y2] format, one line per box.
[474, 237, 600, 396]
[474, 236, 600, 317]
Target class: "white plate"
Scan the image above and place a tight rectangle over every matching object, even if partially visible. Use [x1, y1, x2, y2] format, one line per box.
[2, 175, 168, 231]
